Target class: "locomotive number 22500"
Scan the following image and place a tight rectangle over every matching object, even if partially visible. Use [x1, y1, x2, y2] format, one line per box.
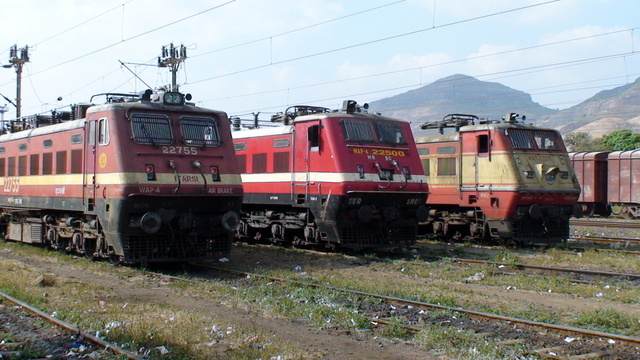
[162, 146, 198, 155]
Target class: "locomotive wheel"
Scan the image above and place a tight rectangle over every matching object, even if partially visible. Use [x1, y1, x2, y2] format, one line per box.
[109, 255, 123, 265]
[82, 238, 97, 261]
[622, 207, 635, 219]
[581, 204, 594, 218]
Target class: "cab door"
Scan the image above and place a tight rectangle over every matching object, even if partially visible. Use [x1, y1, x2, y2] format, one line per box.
[84, 117, 109, 212]
[84, 120, 98, 212]
[292, 121, 321, 205]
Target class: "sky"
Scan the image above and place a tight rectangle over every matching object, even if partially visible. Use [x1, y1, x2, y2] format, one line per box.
[0, 0, 638, 122]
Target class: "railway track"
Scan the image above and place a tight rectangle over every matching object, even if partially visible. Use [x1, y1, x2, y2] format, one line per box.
[447, 257, 640, 282]
[569, 234, 640, 246]
[144, 262, 640, 359]
[570, 219, 640, 229]
[0, 291, 143, 360]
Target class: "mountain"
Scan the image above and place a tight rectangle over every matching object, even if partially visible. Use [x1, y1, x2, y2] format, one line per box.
[369, 74, 557, 136]
[535, 77, 640, 137]
[368, 74, 640, 137]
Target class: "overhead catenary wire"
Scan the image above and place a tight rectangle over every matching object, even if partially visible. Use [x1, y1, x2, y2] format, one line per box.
[1, 0, 637, 125]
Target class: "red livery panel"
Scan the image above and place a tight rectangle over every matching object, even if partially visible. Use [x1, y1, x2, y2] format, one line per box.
[232, 101, 429, 250]
[0, 90, 242, 264]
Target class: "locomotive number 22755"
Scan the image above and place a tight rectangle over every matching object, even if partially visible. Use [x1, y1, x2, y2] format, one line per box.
[162, 146, 198, 155]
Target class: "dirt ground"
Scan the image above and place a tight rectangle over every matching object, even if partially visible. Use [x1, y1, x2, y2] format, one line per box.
[0, 247, 432, 360]
[1, 238, 639, 360]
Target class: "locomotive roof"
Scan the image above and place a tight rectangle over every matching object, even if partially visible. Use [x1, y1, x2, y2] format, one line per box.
[415, 121, 559, 144]
[0, 119, 84, 142]
[231, 110, 407, 140]
[87, 100, 224, 116]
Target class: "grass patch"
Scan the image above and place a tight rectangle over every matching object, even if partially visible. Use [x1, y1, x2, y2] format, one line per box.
[0, 245, 311, 360]
[414, 323, 522, 360]
[570, 307, 640, 335]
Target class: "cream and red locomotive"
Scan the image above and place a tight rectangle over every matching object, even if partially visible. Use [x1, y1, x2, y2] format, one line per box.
[0, 90, 242, 264]
[416, 113, 581, 245]
[231, 100, 429, 250]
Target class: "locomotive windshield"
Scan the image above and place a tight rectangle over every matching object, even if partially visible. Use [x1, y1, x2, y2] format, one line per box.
[180, 116, 221, 147]
[509, 129, 561, 151]
[341, 119, 407, 145]
[131, 113, 173, 145]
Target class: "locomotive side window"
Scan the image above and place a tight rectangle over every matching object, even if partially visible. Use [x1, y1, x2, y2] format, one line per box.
[43, 139, 53, 148]
[273, 138, 290, 148]
[7, 157, 15, 176]
[18, 143, 27, 152]
[376, 122, 407, 145]
[131, 113, 173, 145]
[437, 158, 456, 176]
[236, 154, 247, 173]
[98, 118, 110, 146]
[252, 153, 266, 173]
[0, 147, 4, 154]
[341, 119, 375, 143]
[71, 134, 83, 144]
[234, 142, 247, 152]
[421, 158, 430, 176]
[438, 158, 456, 175]
[56, 151, 67, 174]
[180, 116, 221, 147]
[18, 156, 27, 176]
[273, 152, 289, 172]
[30, 154, 39, 175]
[71, 150, 82, 173]
[43, 153, 53, 175]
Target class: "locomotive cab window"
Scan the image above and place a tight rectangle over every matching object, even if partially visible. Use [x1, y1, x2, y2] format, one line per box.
[308, 125, 320, 150]
[341, 119, 375, 143]
[131, 113, 173, 145]
[180, 116, 221, 147]
[477, 134, 489, 154]
[533, 130, 560, 151]
[98, 118, 110, 146]
[376, 122, 407, 145]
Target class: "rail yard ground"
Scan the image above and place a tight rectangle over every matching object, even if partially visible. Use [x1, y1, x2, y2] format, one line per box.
[1, 224, 640, 360]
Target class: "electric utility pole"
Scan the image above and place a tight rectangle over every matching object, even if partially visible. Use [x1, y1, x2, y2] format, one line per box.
[157, 43, 186, 92]
[2, 45, 30, 118]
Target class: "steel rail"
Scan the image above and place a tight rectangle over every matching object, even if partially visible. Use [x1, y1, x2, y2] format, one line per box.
[447, 257, 640, 280]
[569, 234, 640, 245]
[570, 219, 640, 229]
[192, 263, 640, 345]
[0, 290, 144, 360]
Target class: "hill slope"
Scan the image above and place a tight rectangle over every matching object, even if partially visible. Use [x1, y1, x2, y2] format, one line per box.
[368, 74, 640, 137]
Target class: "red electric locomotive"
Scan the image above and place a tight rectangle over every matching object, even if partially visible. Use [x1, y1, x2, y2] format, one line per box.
[0, 90, 242, 264]
[232, 100, 429, 250]
[416, 113, 581, 245]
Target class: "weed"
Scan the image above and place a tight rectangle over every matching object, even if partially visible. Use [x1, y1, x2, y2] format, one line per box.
[570, 307, 640, 335]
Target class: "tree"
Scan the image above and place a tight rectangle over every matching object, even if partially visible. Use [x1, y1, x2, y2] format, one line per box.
[600, 130, 640, 151]
[563, 132, 601, 151]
